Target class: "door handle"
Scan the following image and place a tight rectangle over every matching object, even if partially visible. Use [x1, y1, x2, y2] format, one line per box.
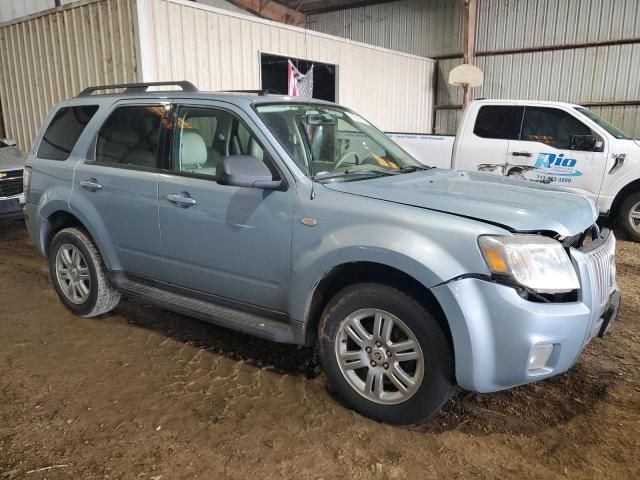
[166, 193, 197, 207]
[512, 151, 532, 157]
[79, 179, 102, 190]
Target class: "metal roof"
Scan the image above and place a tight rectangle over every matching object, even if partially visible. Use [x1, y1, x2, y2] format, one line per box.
[274, 0, 398, 15]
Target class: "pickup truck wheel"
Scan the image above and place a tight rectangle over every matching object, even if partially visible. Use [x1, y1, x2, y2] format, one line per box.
[617, 192, 640, 242]
[318, 283, 454, 426]
[49, 227, 121, 317]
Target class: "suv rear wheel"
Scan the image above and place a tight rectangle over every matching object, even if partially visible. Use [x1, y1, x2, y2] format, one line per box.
[318, 283, 454, 425]
[49, 227, 121, 317]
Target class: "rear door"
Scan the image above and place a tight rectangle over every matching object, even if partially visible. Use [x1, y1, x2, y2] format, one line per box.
[455, 104, 524, 175]
[70, 101, 168, 279]
[506, 106, 607, 200]
[156, 102, 295, 312]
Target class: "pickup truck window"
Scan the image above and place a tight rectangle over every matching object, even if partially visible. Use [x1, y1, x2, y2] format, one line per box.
[94, 105, 166, 169]
[255, 104, 419, 180]
[172, 106, 271, 179]
[522, 107, 592, 149]
[37, 105, 98, 160]
[575, 107, 631, 140]
[473, 106, 523, 140]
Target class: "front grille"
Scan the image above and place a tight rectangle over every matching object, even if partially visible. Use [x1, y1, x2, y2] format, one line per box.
[0, 169, 23, 197]
[583, 230, 616, 313]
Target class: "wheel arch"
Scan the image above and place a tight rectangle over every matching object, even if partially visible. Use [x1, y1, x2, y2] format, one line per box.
[40, 207, 120, 272]
[302, 261, 453, 357]
[609, 177, 640, 218]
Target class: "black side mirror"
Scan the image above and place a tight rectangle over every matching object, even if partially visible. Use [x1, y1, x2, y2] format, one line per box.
[217, 155, 282, 189]
[570, 134, 597, 151]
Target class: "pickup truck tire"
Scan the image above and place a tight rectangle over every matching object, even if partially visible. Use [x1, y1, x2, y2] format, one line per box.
[617, 192, 640, 242]
[49, 227, 121, 317]
[318, 283, 454, 426]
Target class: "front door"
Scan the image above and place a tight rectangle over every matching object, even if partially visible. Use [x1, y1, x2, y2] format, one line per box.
[157, 103, 294, 312]
[506, 106, 608, 202]
[70, 102, 168, 279]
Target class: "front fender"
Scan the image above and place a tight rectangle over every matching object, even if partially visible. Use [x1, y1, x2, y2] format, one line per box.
[288, 221, 486, 323]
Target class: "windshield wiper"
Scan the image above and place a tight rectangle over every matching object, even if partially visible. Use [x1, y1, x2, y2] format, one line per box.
[316, 168, 396, 180]
[344, 167, 397, 176]
[392, 165, 434, 173]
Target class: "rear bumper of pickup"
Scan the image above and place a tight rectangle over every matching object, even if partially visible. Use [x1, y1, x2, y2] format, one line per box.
[432, 231, 619, 393]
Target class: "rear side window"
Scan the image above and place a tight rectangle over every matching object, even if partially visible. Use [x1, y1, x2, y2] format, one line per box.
[94, 105, 167, 169]
[473, 106, 524, 140]
[37, 105, 98, 160]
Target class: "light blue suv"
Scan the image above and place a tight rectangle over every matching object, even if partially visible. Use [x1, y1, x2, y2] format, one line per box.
[24, 82, 620, 425]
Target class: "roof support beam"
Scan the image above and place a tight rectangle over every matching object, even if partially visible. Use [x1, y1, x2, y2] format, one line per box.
[228, 0, 305, 26]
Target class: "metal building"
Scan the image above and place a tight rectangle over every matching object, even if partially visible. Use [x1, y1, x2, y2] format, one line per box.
[0, 0, 435, 150]
[308, 0, 640, 138]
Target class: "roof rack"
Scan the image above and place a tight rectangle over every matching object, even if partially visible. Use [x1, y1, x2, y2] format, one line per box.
[222, 89, 281, 96]
[78, 81, 198, 97]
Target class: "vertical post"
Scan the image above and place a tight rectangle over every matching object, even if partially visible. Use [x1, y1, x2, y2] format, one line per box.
[462, 0, 477, 108]
[0, 99, 5, 139]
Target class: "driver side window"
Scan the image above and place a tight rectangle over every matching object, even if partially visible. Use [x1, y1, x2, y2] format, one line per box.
[521, 107, 594, 150]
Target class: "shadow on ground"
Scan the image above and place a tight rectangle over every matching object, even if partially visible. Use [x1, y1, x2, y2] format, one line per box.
[114, 294, 619, 437]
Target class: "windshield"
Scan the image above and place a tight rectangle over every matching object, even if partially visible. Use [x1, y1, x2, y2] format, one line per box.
[255, 104, 421, 181]
[575, 107, 631, 140]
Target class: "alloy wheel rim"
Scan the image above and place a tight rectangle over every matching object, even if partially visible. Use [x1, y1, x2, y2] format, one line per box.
[55, 244, 91, 304]
[629, 200, 640, 233]
[334, 308, 424, 405]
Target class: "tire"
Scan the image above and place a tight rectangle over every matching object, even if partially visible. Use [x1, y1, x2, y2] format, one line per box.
[617, 192, 640, 242]
[318, 283, 454, 426]
[48, 227, 121, 317]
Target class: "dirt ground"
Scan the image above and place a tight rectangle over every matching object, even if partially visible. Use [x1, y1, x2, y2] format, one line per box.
[1, 221, 638, 480]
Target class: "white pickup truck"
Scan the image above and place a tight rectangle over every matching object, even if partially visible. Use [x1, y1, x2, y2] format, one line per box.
[388, 100, 640, 241]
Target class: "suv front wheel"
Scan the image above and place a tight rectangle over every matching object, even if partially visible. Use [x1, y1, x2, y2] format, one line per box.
[318, 283, 454, 425]
[49, 227, 121, 317]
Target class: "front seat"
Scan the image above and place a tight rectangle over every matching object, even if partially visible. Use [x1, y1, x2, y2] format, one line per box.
[180, 130, 212, 175]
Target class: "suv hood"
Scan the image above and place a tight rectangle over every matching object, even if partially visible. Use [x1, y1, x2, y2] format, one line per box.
[0, 146, 26, 171]
[322, 170, 597, 237]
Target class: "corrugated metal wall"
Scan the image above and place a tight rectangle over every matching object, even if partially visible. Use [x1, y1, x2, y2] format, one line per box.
[0, 0, 139, 150]
[306, 0, 463, 58]
[309, 0, 640, 138]
[0, 0, 54, 23]
[137, 0, 435, 133]
[0, 0, 86, 23]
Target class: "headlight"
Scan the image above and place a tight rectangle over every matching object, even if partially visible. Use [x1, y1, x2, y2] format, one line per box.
[23, 166, 32, 198]
[478, 235, 580, 293]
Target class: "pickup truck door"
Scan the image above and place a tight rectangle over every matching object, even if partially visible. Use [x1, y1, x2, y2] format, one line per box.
[506, 106, 607, 201]
[156, 103, 294, 312]
[455, 105, 524, 175]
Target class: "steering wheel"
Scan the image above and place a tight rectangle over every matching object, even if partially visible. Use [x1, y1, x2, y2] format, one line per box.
[334, 151, 361, 170]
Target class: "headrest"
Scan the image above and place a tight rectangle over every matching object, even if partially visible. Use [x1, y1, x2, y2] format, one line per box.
[148, 128, 160, 147]
[180, 130, 207, 168]
[104, 128, 139, 147]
